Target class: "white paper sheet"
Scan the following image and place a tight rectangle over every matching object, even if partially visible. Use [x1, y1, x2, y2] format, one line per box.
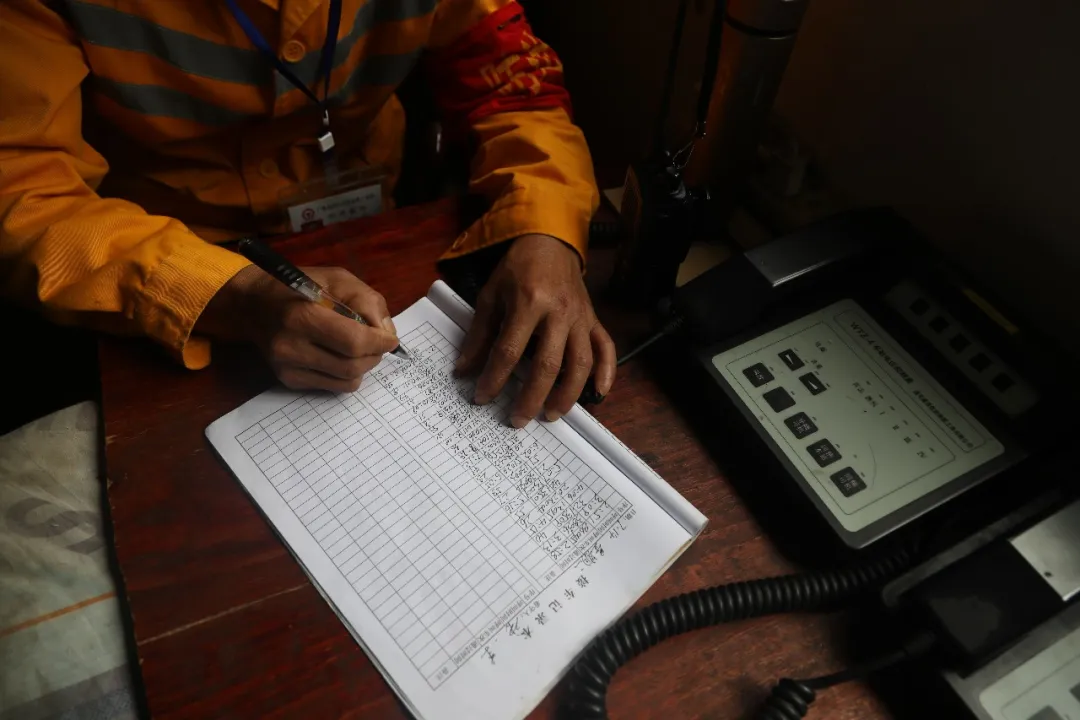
[424, 281, 708, 536]
[207, 285, 705, 720]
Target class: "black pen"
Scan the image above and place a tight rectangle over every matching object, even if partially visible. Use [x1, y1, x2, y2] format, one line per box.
[236, 238, 411, 361]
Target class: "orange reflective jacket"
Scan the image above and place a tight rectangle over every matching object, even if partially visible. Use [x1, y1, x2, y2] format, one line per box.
[0, 0, 598, 369]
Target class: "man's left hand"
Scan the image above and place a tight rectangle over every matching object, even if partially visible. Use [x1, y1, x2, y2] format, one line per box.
[455, 234, 616, 428]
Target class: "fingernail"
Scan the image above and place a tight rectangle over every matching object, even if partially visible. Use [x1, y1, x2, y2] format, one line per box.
[544, 408, 562, 422]
[473, 391, 492, 405]
[598, 376, 613, 396]
[510, 415, 530, 429]
[455, 354, 468, 372]
[381, 317, 396, 333]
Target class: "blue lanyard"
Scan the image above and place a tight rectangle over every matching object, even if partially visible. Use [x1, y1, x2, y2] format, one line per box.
[225, 0, 343, 160]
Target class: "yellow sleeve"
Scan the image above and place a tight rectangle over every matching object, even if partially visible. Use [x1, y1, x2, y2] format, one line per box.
[427, 0, 599, 265]
[0, 2, 250, 369]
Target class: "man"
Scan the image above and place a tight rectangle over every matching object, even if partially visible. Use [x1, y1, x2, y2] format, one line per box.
[0, 0, 616, 428]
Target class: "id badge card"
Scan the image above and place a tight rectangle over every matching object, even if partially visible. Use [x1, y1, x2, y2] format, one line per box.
[279, 166, 387, 233]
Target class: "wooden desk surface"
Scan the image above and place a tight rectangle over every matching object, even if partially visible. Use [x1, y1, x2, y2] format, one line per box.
[101, 199, 891, 719]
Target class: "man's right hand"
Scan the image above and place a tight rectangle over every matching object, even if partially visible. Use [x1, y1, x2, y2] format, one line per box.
[197, 265, 399, 392]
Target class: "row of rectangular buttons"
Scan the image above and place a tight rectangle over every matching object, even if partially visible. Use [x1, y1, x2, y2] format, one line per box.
[743, 358, 864, 495]
[908, 297, 1017, 393]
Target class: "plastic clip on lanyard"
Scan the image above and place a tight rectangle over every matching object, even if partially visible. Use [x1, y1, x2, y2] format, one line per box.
[224, 0, 343, 180]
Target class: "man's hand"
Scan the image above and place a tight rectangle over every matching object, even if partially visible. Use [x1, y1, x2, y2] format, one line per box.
[197, 265, 399, 392]
[456, 234, 616, 428]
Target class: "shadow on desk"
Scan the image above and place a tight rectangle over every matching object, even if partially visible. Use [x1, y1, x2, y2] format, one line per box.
[2, 303, 100, 436]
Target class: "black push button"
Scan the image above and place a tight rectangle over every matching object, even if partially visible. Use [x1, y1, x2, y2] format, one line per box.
[778, 349, 804, 371]
[743, 363, 774, 387]
[929, 315, 950, 333]
[909, 298, 930, 316]
[784, 412, 818, 439]
[969, 352, 991, 372]
[830, 467, 866, 497]
[949, 334, 971, 352]
[992, 372, 1015, 392]
[799, 372, 826, 395]
[763, 387, 795, 413]
[807, 439, 841, 467]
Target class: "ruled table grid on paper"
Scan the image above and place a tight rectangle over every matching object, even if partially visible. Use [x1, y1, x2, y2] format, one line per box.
[235, 321, 632, 688]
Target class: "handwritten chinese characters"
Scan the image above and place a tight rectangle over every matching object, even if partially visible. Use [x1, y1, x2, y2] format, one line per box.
[237, 321, 636, 690]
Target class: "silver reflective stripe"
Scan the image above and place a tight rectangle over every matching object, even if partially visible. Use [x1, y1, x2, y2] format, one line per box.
[282, 0, 437, 96]
[68, 0, 435, 95]
[94, 54, 419, 125]
[68, 1, 266, 85]
[334, 50, 422, 101]
[94, 79, 251, 126]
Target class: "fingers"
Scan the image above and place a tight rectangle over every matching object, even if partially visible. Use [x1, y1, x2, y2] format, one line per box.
[267, 296, 399, 396]
[511, 323, 568, 429]
[456, 286, 500, 376]
[250, 266, 401, 394]
[543, 325, 593, 421]
[320, 268, 394, 331]
[474, 304, 543, 408]
[289, 303, 399, 358]
[270, 336, 382, 381]
[591, 323, 617, 396]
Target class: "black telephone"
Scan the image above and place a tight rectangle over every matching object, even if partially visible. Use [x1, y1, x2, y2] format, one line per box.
[668, 208, 1070, 559]
[559, 208, 1080, 719]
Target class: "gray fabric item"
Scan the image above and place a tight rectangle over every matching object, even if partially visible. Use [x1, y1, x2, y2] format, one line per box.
[7, 668, 134, 720]
[0, 402, 136, 720]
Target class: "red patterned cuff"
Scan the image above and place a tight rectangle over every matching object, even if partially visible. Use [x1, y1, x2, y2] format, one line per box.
[426, 2, 572, 142]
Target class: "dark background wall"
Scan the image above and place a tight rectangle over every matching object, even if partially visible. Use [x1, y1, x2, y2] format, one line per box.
[528, 0, 1080, 357]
